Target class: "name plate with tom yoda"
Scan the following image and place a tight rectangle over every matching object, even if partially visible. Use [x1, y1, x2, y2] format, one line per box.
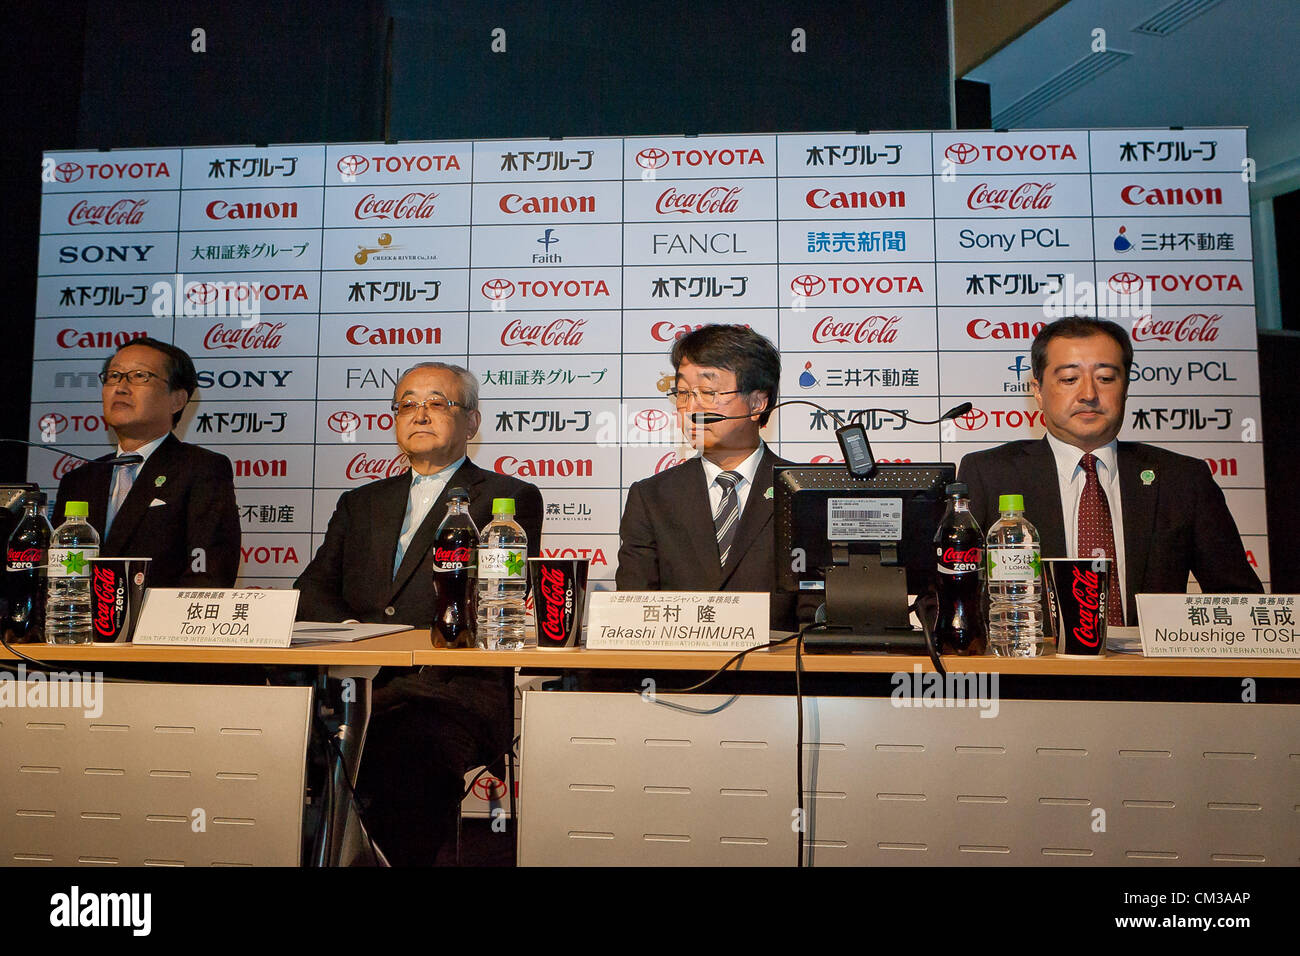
[132, 589, 300, 647]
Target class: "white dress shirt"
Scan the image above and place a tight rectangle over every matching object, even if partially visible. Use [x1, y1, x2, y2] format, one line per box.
[1044, 432, 1128, 621]
[700, 443, 766, 520]
[393, 456, 464, 576]
[105, 434, 167, 536]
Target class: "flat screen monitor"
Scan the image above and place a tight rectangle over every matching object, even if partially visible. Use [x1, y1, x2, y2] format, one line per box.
[774, 463, 955, 651]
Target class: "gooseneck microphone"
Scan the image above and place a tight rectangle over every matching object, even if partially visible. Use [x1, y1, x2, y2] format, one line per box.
[687, 400, 973, 427]
[1, 438, 144, 467]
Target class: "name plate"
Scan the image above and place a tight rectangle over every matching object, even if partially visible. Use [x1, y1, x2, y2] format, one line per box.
[586, 592, 769, 651]
[1135, 593, 1300, 658]
[133, 588, 300, 647]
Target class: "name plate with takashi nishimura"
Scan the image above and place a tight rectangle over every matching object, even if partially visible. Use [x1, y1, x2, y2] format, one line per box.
[586, 591, 769, 651]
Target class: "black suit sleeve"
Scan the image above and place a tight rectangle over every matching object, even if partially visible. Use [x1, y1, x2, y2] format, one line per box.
[294, 492, 358, 621]
[1188, 459, 1263, 594]
[615, 480, 659, 590]
[513, 481, 545, 559]
[182, 453, 241, 587]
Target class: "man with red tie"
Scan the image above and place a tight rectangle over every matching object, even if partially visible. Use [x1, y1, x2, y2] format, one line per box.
[958, 316, 1261, 625]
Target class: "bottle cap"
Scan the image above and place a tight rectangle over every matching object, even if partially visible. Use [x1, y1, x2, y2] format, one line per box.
[64, 500, 89, 518]
[447, 487, 470, 501]
[998, 494, 1024, 513]
[945, 482, 968, 497]
[491, 497, 516, 516]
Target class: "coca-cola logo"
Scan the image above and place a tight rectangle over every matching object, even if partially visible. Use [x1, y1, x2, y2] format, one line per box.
[655, 185, 742, 216]
[203, 321, 286, 351]
[345, 452, 409, 481]
[1131, 312, 1221, 343]
[790, 275, 825, 297]
[500, 317, 585, 348]
[538, 565, 571, 643]
[635, 148, 670, 170]
[655, 452, 685, 473]
[7, 547, 43, 567]
[53, 455, 82, 480]
[433, 546, 472, 565]
[1070, 566, 1102, 648]
[966, 181, 1054, 211]
[1109, 272, 1143, 294]
[941, 547, 982, 565]
[92, 565, 120, 638]
[481, 278, 515, 300]
[354, 192, 437, 221]
[811, 314, 899, 345]
[67, 198, 147, 227]
[327, 411, 361, 434]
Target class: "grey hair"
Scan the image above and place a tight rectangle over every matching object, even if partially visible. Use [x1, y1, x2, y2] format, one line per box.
[394, 361, 480, 412]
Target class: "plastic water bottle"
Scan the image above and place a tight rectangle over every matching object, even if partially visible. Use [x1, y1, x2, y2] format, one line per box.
[985, 494, 1044, 657]
[476, 498, 528, 650]
[46, 500, 100, 645]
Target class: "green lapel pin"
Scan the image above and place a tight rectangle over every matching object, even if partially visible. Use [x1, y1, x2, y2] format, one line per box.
[155, 475, 166, 487]
[764, 486, 774, 500]
[1140, 469, 1154, 486]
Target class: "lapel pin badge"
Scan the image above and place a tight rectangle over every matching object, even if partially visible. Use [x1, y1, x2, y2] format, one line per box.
[1140, 469, 1155, 486]
[764, 486, 774, 500]
[155, 476, 166, 487]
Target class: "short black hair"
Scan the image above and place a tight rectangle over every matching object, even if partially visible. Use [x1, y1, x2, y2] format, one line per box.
[1030, 316, 1133, 384]
[669, 324, 781, 426]
[103, 337, 198, 427]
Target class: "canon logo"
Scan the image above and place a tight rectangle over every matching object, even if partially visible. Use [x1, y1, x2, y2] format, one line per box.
[1130, 312, 1222, 344]
[345, 453, 409, 482]
[811, 314, 900, 345]
[494, 456, 593, 478]
[354, 191, 437, 220]
[205, 199, 299, 220]
[635, 147, 765, 168]
[203, 321, 286, 351]
[67, 198, 147, 227]
[53, 161, 171, 182]
[965, 318, 1046, 340]
[233, 459, 288, 478]
[655, 185, 742, 216]
[1120, 185, 1223, 207]
[966, 181, 1054, 211]
[345, 325, 442, 346]
[500, 317, 585, 347]
[57, 328, 148, 349]
[805, 188, 905, 210]
[498, 193, 596, 214]
[944, 143, 1076, 164]
[336, 154, 461, 176]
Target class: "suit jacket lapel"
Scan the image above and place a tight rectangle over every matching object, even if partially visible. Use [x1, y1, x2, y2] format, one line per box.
[389, 460, 478, 598]
[720, 448, 776, 587]
[103, 434, 178, 554]
[1025, 438, 1068, 559]
[1117, 442, 1156, 613]
[678, 458, 724, 589]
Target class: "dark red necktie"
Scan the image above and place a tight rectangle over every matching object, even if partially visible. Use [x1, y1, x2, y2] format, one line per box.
[1077, 453, 1125, 626]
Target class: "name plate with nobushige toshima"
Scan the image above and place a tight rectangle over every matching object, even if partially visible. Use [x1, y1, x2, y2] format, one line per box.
[1135, 593, 1300, 658]
[586, 591, 769, 650]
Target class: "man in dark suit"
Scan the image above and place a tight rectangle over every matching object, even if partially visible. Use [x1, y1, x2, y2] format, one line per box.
[617, 324, 795, 630]
[295, 361, 542, 865]
[54, 338, 239, 588]
[958, 316, 1261, 625]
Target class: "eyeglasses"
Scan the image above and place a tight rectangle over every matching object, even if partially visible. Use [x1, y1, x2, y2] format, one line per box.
[665, 387, 743, 409]
[99, 369, 166, 387]
[391, 397, 467, 415]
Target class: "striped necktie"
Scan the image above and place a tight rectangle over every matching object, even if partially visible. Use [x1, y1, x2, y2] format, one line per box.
[105, 462, 139, 538]
[713, 470, 742, 568]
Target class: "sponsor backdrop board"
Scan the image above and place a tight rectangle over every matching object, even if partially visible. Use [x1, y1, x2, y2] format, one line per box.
[32, 130, 1268, 588]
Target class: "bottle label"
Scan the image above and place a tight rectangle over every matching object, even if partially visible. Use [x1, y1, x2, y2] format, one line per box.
[936, 546, 982, 574]
[478, 548, 525, 579]
[47, 547, 98, 578]
[6, 547, 46, 570]
[432, 545, 473, 572]
[988, 547, 1039, 581]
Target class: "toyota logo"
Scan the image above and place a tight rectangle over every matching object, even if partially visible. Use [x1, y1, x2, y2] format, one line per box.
[327, 411, 361, 434]
[633, 409, 670, 431]
[945, 143, 979, 165]
[790, 275, 825, 297]
[186, 282, 218, 305]
[337, 154, 368, 176]
[470, 775, 507, 801]
[38, 413, 68, 436]
[954, 408, 988, 431]
[481, 278, 515, 300]
[635, 148, 670, 170]
[1109, 272, 1143, 294]
[54, 162, 83, 183]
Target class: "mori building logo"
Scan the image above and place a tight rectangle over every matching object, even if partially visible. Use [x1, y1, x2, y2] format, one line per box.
[204, 199, 300, 221]
[354, 192, 437, 220]
[501, 317, 585, 347]
[499, 193, 595, 214]
[345, 324, 442, 346]
[1120, 184, 1223, 207]
[67, 198, 147, 227]
[203, 321, 286, 351]
[1130, 312, 1222, 343]
[811, 314, 900, 344]
[56, 328, 148, 350]
[495, 456, 593, 478]
[655, 185, 742, 215]
[805, 187, 906, 209]
[966, 181, 1054, 211]
[346, 453, 409, 481]
[336, 153, 461, 176]
[966, 318, 1046, 340]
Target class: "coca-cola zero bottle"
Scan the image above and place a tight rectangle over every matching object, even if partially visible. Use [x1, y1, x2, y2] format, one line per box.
[430, 487, 479, 648]
[933, 482, 987, 655]
[5, 492, 54, 644]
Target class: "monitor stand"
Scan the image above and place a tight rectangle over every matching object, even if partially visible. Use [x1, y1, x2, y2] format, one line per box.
[802, 545, 928, 654]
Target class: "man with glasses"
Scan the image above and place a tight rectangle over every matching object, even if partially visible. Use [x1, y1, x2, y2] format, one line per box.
[295, 361, 543, 865]
[53, 337, 240, 587]
[617, 324, 795, 629]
